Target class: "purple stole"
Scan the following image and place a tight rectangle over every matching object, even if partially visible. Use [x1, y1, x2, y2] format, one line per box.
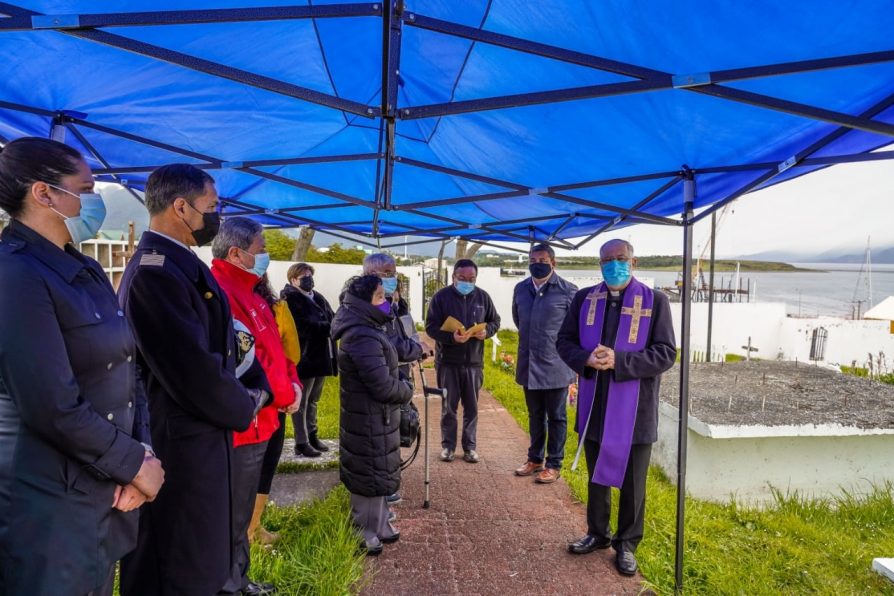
[577, 278, 654, 488]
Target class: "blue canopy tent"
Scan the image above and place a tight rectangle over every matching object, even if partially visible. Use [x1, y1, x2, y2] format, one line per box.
[2, 1, 893, 588]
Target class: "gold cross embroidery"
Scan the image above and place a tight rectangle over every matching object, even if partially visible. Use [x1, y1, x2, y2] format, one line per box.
[620, 294, 652, 343]
[584, 290, 607, 326]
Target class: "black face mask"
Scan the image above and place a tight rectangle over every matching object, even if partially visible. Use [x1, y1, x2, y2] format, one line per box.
[299, 276, 314, 291]
[529, 262, 552, 279]
[183, 201, 221, 247]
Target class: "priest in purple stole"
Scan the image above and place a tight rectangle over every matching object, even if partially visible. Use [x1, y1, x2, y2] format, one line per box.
[556, 239, 675, 577]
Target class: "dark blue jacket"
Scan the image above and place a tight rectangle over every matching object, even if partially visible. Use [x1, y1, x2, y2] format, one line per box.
[512, 273, 578, 390]
[117, 231, 256, 595]
[0, 220, 147, 595]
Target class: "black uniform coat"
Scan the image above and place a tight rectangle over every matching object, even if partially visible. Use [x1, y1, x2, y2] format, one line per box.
[425, 285, 501, 368]
[556, 284, 676, 445]
[280, 283, 337, 378]
[333, 295, 413, 497]
[0, 220, 147, 595]
[512, 273, 578, 390]
[117, 231, 256, 595]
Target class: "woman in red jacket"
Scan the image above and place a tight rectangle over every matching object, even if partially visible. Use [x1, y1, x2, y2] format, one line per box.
[211, 217, 301, 596]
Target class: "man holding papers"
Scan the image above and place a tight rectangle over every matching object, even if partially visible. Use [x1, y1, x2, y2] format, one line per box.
[425, 259, 501, 463]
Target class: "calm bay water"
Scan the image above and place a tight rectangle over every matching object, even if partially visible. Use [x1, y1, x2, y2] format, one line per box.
[559, 263, 894, 318]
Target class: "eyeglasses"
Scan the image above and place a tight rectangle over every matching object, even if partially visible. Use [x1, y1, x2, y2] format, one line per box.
[600, 256, 630, 264]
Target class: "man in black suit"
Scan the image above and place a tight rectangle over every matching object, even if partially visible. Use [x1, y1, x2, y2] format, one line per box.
[118, 164, 263, 595]
[557, 239, 676, 577]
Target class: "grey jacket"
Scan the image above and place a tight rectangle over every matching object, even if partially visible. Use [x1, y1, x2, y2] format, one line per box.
[512, 273, 578, 390]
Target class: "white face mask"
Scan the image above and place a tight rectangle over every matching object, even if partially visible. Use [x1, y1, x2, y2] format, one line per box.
[46, 184, 106, 245]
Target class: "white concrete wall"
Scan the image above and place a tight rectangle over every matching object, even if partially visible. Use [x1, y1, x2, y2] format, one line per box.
[654, 402, 894, 505]
[670, 302, 788, 359]
[779, 316, 894, 368]
[194, 248, 429, 322]
[191, 251, 894, 365]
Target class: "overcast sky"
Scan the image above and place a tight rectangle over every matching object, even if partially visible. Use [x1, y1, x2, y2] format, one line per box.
[551, 156, 894, 259]
[96, 151, 893, 259]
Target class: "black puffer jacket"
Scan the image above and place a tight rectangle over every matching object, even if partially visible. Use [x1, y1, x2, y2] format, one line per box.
[332, 294, 413, 497]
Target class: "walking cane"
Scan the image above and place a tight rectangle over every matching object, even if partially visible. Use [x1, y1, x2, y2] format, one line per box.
[570, 372, 598, 471]
[416, 356, 444, 509]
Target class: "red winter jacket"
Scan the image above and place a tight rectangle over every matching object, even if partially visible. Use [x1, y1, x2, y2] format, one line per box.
[212, 258, 300, 446]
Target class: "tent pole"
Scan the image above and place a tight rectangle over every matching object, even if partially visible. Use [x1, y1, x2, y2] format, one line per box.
[675, 167, 695, 593]
[706, 211, 716, 361]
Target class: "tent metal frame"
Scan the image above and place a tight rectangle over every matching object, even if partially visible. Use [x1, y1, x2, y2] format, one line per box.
[1, 2, 893, 245]
[3, 5, 894, 589]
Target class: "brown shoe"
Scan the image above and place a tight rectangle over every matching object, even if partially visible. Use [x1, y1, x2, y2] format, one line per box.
[514, 460, 544, 476]
[535, 468, 560, 484]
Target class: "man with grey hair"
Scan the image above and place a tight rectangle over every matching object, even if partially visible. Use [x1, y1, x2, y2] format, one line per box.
[557, 239, 675, 577]
[362, 253, 425, 370]
[211, 216, 300, 596]
[512, 243, 577, 484]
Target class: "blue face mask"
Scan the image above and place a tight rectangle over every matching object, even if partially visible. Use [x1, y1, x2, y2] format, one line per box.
[455, 281, 475, 295]
[47, 185, 106, 245]
[381, 277, 398, 295]
[376, 300, 392, 315]
[601, 260, 632, 287]
[241, 250, 270, 277]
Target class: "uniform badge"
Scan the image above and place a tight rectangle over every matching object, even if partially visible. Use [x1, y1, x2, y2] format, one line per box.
[139, 253, 165, 267]
[233, 320, 256, 378]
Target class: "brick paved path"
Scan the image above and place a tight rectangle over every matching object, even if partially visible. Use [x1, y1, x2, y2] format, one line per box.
[361, 370, 644, 596]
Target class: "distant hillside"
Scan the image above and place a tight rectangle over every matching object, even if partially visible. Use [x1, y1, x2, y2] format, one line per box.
[738, 245, 894, 264]
[554, 255, 811, 272]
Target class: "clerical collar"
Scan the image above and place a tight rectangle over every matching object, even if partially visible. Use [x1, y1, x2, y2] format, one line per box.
[609, 289, 622, 298]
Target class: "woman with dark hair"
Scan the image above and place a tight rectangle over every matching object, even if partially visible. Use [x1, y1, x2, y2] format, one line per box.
[0, 137, 164, 594]
[332, 275, 413, 555]
[281, 262, 337, 458]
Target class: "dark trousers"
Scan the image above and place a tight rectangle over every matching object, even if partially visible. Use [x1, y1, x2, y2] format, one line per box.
[291, 376, 325, 444]
[220, 440, 268, 594]
[258, 412, 286, 494]
[524, 387, 568, 470]
[437, 364, 483, 452]
[85, 564, 115, 596]
[584, 440, 651, 554]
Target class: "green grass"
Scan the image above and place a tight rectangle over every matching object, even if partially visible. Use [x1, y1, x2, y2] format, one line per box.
[258, 377, 364, 595]
[284, 376, 340, 440]
[484, 330, 894, 594]
[841, 365, 894, 386]
[250, 486, 367, 595]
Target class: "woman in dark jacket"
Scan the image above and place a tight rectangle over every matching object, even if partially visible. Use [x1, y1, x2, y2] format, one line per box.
[332, 275, 413, 556]
[282, 263, 338, 457]
[0, 138, 164, 595]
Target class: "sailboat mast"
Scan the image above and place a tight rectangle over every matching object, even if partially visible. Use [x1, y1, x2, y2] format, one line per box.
[867, 236, 873, 308]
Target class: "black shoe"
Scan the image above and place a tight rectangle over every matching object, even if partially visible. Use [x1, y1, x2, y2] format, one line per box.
[616, 550, 638, 576]
[386, 492, 402, 505]
[360, 540, 383, 556]
[243, 580, 276, 595]
[567, 534, 612, 554]
[309, 433, 329, 452]
[381, 532, 400, 544]
[294, 442, 321, 458]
